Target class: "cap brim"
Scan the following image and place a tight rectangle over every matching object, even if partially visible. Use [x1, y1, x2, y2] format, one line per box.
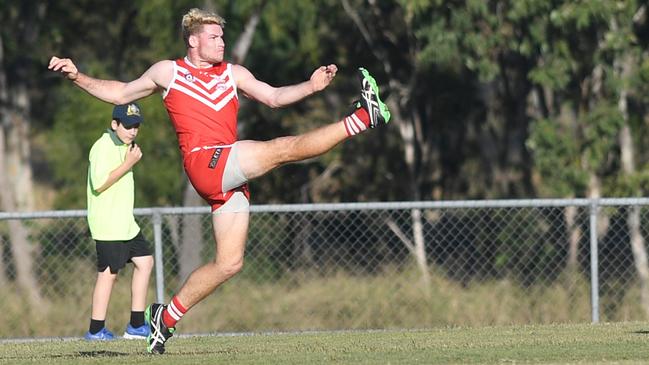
[118, 115, 143, 126]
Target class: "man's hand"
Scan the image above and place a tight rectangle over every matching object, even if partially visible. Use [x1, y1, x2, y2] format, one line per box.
[48, 56, 79, 81]
[310, 64, 338, 92]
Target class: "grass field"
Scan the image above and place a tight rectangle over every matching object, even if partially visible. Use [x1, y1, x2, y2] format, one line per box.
[2, 322, 649, 364]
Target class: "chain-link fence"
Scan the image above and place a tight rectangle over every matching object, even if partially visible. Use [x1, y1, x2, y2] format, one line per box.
[1, 198, 649, 338]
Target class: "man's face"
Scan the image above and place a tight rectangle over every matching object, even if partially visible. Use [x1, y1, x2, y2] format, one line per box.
[195, 24, 225, 63]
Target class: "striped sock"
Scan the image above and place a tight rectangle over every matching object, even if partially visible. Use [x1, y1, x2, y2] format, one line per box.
[343, 107, 371, 136]
[162, 296, 187, 328]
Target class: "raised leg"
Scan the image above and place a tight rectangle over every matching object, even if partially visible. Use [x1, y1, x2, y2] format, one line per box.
[235, 67, 391, 181]
[236, 121, 349, 180]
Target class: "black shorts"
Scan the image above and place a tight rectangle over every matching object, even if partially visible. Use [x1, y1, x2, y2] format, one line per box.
[95, 232, 152, 274]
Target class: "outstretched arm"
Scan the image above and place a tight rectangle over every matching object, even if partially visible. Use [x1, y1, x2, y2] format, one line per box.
[48, 57, 173, 105]
[233, 64, 337, 108]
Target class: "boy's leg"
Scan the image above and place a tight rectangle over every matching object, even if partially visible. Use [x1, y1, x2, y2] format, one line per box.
[86, 267, 117, 339]
[124, 255, 154, 339]
[130, 255, 154, 312]
[91, 268, 117, 320]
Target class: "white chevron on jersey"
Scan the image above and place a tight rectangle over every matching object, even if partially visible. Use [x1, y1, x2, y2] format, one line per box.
[166, 62, 238, 112]
[172, 82, 237, 112]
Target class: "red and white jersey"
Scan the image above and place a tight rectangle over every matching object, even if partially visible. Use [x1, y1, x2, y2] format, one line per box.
[163, 58, 239, 157]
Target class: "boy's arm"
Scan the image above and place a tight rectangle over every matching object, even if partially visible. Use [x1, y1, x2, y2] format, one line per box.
[93, 144, 143, 193]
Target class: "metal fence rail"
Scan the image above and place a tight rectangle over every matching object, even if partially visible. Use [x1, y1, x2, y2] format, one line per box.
[1, 198, 649, 338]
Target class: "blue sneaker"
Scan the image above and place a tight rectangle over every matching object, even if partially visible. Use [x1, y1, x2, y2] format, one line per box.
[84, 327, 114, 340]
[123, 323, 150, 339]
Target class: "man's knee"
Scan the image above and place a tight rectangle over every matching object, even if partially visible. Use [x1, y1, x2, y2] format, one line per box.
[217, 258, 244, 279]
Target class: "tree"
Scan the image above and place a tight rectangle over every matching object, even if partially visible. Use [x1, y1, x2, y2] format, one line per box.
[0, 1, 49, 305]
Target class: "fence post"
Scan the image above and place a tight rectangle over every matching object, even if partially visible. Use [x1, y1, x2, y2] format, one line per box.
[589, 199, 600, 323]
[152, 209, 165, 303]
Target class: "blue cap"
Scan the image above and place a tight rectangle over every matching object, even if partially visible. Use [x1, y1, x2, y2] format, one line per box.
[112, 103, 143, 127]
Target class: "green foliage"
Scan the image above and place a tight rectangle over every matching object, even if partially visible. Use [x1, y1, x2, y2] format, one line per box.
[528, 117, 588, 197]
[524, 1, 648, 198]
[6, 0, 649, 207]
[582, 104, 624, 169]
[527, 101, 623, 198]
[414, 2, 503, 80]
[134, 0, 186, 61]
[527, 41, 573, 89]
[550, 0, 618, 30]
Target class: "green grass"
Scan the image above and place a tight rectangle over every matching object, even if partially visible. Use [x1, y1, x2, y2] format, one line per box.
[2, 322, 649, 364]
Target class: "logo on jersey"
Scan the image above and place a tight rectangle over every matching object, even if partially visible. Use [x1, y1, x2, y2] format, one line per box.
[184, 73, 195, 82]
[208, 147, 223, 169]
[201, 74, 227, 90]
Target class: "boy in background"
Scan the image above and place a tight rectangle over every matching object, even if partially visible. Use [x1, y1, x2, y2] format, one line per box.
[84, 103, 154, 340]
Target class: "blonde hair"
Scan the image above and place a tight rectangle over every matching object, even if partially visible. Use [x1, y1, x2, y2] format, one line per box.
[181, 8, 226, 47]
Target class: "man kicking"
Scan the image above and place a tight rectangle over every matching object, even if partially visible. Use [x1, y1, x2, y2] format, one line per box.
[49, 7, 390, 354]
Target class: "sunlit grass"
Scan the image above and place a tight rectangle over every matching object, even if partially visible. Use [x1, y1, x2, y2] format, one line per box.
[2, 322, 649, 364]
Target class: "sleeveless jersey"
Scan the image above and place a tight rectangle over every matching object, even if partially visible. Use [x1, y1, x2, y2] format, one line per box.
[163, 58, 239, 157]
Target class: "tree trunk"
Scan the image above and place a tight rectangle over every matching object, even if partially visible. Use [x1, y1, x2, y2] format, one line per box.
[231, 0, 269, 65]
[0, 31, 42, 305]
[627, 203, 649, 317]
[617, 50, 649, 317]
[178, 182, 205, 287]
[0, 127, 41, 304]
[564, 205, 581, 273]
[341, 0, 432, 289]
[0, 232, 7, 286]
[410, 208, 429, 288]
[584, 64, 609, 238]
[293, 214, 315, 269]
[386, 98, 430, 291]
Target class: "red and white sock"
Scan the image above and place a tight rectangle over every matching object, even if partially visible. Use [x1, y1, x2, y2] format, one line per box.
[343, 107, 371, 136]
[162, 296, 187, 328]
